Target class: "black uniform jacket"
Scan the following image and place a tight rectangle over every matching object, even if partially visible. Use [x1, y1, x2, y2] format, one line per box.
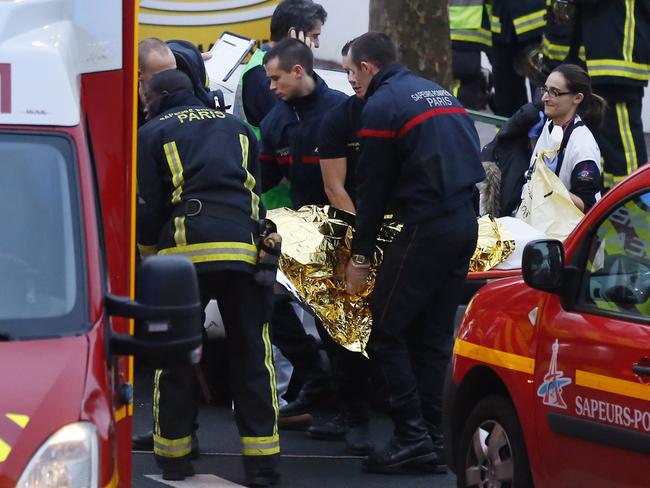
[317, 95, 365, 204]
[259, 73, 347, 209]
[138, 91, 263, 274]
[242, 63, 279, 129]
[352, 64, 485, 257]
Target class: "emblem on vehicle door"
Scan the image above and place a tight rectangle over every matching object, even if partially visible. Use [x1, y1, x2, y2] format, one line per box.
[537, 339, 572, 409]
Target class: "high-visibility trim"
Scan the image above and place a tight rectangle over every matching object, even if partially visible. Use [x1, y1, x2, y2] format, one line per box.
[153, 369, 162, 437]
[104, 466, 119, 488]
[154, 434, 192, 458]
[0, 438, 10, 463]
[490, 15, 501, 34]
[159, 241, 258, 264]
[239, 133, 260, 220]
[173, 216, 187, 247]
[616, 103, 638, 176]
[576, 370, 650, 402]
[451, 29, 492, 47]
[454, 339, 535, 374]
[241, 434, 280, 456]
[114, 406, 127, 422]
[164, 141, 185, 204]
[603, 172, 627, 188]
[138, 243, 158, 258]
[623, 0, 635, 63]
[452, 79, 461, 97]
[398, 106, 468, 138]
[449, 5, 483, 30]
[579, 45, 586, 62]
[587, 59, 650, 81]
[262, 322, 279, 435]
[542, 36, 570, 61]
[513, 9, 546, 35]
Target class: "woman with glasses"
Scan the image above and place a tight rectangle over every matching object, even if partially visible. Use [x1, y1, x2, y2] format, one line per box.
[528, 63, 607, 212]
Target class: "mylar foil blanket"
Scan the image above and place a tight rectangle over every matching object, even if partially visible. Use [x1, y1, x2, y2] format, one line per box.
[469, 215, 516, 272]
[268, 208, 513, 354]
[267, 206, 400, 356]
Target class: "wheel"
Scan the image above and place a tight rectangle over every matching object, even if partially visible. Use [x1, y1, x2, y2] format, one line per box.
[456, 395, 533, 488]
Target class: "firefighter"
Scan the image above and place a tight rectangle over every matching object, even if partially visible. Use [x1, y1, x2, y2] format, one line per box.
[260, 38, 346, 208]
[489, 0, 547, 116]
[344, 32, 485, 473]
[137, 69, 279, 486]
[582, 1, 649, 188]
[546, 0, 649, 189]
[448, 0, 492, 110]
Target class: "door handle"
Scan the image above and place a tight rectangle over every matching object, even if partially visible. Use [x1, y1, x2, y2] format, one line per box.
[632, 364, 650, 377]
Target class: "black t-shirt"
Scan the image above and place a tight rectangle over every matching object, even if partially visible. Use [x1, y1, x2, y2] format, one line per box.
[317, 95, 365, 203]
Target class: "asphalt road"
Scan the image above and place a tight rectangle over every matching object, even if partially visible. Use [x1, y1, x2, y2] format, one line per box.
[132, 369, 458, 488]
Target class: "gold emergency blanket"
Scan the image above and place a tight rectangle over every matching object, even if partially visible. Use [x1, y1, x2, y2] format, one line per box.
[267, 206, 400, 356]
[469, 215, 516, 272]
[268, 207, 513, 354]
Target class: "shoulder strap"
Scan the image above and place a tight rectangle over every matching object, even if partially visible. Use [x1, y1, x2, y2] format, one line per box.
[555, 119, 585, 176]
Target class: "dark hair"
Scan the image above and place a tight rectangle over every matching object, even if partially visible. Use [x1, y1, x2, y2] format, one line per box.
[263, 38, 314, 76]
[147, 69, 194, 97]
[270, 0, 327, 43]
[138, 37, 172, 71]
[341, 39, 355, 57]
[552, 63, 606, 129]
[349, 32, 398, 69]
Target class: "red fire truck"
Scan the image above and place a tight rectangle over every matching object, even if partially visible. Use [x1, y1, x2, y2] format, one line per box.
[445, 164, 650, 487]
[0, 2, 201, 486]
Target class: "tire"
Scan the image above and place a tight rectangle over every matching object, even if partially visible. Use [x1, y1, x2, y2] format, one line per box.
[456, 395, 533, 488]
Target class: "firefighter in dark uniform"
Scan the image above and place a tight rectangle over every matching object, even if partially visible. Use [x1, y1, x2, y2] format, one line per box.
[137, 69, 280, 486]
[303, 40, 371, 454]
[344, 33, 485, 473]
[542, 0, 649, 189]
[259, 38, 348, 421]
[489, 0, 547, 116]
[260, 38, 346, 209]
[449, 0, 492, 110]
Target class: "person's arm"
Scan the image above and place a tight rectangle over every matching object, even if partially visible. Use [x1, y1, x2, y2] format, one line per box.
[318, 101, 356, 213]
[570, 160, 601, 212]
[136, 127, 166, 257]
[345, 99, 397, 294]
[320, 157, 355, 213]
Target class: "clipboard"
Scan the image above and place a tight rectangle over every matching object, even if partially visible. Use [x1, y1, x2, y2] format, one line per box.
[204, 31, 256, 83]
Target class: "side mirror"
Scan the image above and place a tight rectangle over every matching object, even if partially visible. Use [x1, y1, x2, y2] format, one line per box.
[522, 239, 565, 293]
[107, 256, 202, 368]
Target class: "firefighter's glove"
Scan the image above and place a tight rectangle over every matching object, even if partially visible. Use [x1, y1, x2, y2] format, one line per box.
[255, 233, 282, 287]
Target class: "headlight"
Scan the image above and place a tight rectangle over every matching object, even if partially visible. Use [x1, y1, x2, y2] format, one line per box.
[16, 422, 98, 488]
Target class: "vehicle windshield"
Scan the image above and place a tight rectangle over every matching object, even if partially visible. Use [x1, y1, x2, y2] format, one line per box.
[0, 133, 86, 339]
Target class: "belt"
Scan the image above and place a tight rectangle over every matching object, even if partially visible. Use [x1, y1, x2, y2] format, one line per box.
[172, 199, 260, 234]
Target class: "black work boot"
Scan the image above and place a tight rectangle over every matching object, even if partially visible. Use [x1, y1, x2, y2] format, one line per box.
[278, 379, 334, 430]
[364, 415, 442, 474]
[345, 419, 371, 455]
[133, 430, 200, 459]
[161, 462, 195, 481]
[306, 413, 346, 440]
[243, 455, 281, 487]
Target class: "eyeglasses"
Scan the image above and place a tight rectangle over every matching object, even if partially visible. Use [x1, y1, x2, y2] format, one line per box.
[542, 86, 573, 98]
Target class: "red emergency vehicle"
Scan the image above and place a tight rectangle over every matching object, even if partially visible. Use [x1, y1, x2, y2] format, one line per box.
[445, 164, 650, 487]
[0, 2, 201, 486]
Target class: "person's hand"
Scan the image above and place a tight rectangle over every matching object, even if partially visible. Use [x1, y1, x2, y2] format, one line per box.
[201, 51, 213, 61]
[345, 259, 371, 295]
[289, 28, 314, 49]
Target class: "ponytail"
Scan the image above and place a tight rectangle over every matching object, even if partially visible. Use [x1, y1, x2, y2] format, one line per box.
[579, 92, 607, 129]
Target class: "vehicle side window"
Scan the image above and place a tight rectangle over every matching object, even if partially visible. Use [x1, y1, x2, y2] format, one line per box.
[581, 191, 650, 320]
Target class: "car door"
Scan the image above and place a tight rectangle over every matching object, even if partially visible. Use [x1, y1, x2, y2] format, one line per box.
[534, 190, 650, 488]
